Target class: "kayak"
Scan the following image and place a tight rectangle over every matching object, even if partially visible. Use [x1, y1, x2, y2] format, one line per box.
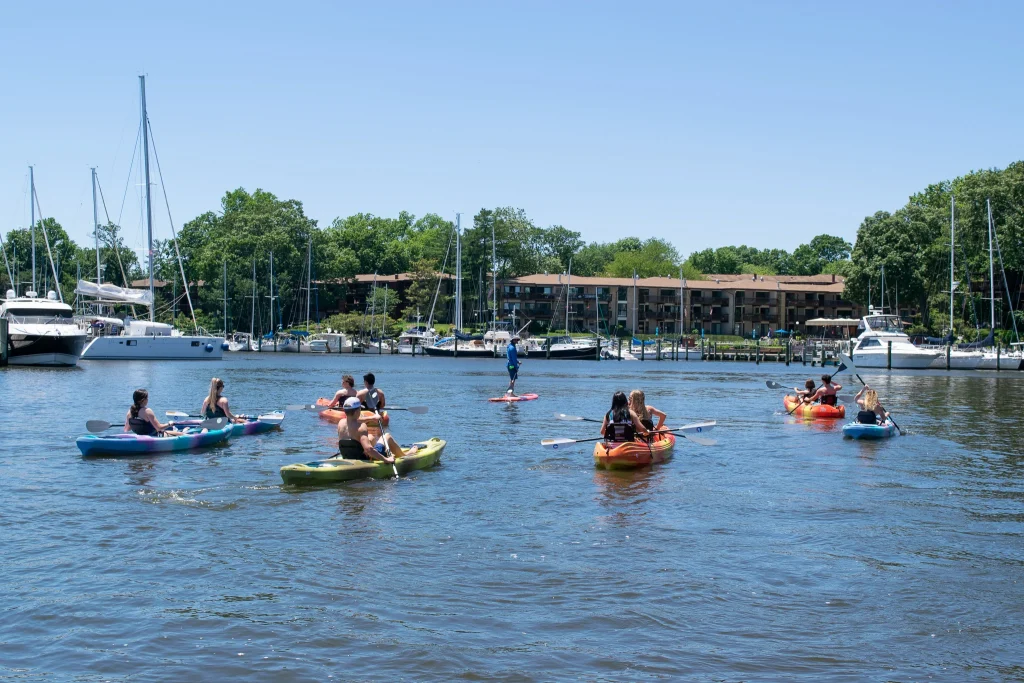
[842, 422, 896, 439]
[593, 434, 676, 469]
[783, 396, 846, 419]
[315, 398, 389, 437]
[489, 393, 539, 403]
[172, 413, 285, 437]
[280, 437, 446, 484]
[76, 425, 232, 456]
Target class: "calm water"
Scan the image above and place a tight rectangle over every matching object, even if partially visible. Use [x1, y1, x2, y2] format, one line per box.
[1, 354, 1022, 681]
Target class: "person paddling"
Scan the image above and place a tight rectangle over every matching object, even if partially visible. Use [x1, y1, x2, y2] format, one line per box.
[125, 388, 181, 437]
[628, 389, 666, 433]
[854, 386, 890, 425]
[201, 377, 242, 423]
[600, 391, 649, 443]
[505, 336, 521, 396]
[357, 372, 386, 411]
[327, 374, 359, 409]
[809, 374, 842, 406]
[334, 397, 416, 462]
[794, 379, 817, 404]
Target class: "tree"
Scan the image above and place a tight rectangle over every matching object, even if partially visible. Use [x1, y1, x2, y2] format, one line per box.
[401, 258, 441, 322]
[541, 225, 584, 273]
[604, 238, 682, 278]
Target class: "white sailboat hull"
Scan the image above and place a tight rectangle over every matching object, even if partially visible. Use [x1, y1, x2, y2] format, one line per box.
[81, 335, 224, 360]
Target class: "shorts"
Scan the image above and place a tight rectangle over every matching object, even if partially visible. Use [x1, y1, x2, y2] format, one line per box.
[374, 442, 386, 455]
[507, 365, 519, 380]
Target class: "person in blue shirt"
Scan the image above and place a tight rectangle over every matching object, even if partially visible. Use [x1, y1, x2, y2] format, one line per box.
[505, 336, 521, 396]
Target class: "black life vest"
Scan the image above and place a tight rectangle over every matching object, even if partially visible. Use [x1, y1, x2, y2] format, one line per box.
[604, 411, 635, 443]
[820, 392, 837, 407]
[205, 401, 227, 419]
[338, 438, 370, 460]
[128, 417, 156, 436]
[856, 410, 878, 425]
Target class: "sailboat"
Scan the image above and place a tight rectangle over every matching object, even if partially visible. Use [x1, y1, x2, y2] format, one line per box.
[927, 195, 983, 369]
[227, 260, 256, 351]
[252, 251, 292, 351]
[977, 199, 1022, 369]
[77, 79, 222, 360]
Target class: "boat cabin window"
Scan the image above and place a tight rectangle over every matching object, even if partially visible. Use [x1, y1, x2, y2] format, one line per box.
[3, 307, 73, 323]
[862, 316, 902, 334]
[858, 338, 882, 349]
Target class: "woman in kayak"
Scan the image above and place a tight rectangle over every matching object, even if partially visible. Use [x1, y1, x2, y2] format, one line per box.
[628, 389, 666, 433]
[327, 374, 359, 409]
[794, 379, 817, 403]
[201, 377, 242, 423]
[854, 386, 889, 425]
[125, 388, 182, 436]
[808, 374, 842, 406]
[335, 397, 417, 461]
[600, 391, 650, 443]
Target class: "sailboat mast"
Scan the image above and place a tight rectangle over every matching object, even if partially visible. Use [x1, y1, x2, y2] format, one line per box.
[987, 198, 996, 332]
[455, 213, 462, 330]
[223, 258, 228, 336]
[92, 167, 100, 285]
[491, 217, 497, 328]
[269, 251, 275, 335]
[950, 194, 955, 336]
[140, 76, 155, 322]
[880, 265, 886, 312]
[566, 258, 572, 336]
[382, 283, 389, 338]
[306, 238, 311, 334]
[29, 165, 35, 294]
[250, 259, 256, 339]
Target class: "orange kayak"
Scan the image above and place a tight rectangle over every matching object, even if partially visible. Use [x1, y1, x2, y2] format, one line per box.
[315, 398, 389, 437]
[783, 396, 845, 419]
[593, 434, 676, 469]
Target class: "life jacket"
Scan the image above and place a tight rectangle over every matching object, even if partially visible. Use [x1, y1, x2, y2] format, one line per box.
[337, 438, 370, 460]
[128, 417, 156, 436]
[364, 388, 382, 411]
[820, 392, 837, 407]
[604, 411, 635, 443]
[856, 410, 878, 425]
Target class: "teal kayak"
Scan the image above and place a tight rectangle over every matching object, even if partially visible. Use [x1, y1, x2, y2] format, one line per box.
[842, 422, 896, 440]
[77, 425, 232, 456]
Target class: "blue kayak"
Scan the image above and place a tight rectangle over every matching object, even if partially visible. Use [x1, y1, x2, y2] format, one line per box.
[842, 422, 896, 440]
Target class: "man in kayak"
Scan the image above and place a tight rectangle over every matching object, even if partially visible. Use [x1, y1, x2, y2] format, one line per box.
[505, 336, 521, 396]
[358, 372, 386, 411]
[807, 373, 842, 406]
[327, 374, 359, 409]
[854, 386, 890, 425]
[335, 397, 416, 461]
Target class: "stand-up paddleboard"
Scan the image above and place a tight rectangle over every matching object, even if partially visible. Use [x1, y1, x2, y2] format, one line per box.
[489, 393, 539, 403]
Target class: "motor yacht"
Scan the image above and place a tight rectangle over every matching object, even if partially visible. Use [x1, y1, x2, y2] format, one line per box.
[1, 290, 89, 366]
[851, 314, 941, 369]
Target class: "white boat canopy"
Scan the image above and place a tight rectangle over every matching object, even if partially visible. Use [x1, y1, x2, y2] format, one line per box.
[805, 318, 861, 327]
[76, 280, 153, 306]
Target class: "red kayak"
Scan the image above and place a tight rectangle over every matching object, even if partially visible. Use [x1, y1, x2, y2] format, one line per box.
[489, 393, 539, 403]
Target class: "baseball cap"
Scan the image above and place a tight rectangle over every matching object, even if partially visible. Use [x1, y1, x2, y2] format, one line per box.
[342, 397, 362, 411]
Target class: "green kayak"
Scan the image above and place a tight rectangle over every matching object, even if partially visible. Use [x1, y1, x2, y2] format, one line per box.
[280, 438, 446, 485]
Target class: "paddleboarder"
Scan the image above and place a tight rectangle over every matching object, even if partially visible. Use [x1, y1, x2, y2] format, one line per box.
[506, 336, 521, 396]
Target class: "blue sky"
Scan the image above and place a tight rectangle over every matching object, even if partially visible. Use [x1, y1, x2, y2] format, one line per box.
[2, 1, 1022, 259]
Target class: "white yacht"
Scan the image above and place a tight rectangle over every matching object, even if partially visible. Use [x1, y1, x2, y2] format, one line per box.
[851, 314, 941, 369]
[397, 326, 437, 354]
[1, 290, 89, 366]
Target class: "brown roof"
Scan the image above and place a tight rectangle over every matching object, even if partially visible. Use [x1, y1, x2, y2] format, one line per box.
[502, 273, 846, 293]
[131, 279, 205, 288]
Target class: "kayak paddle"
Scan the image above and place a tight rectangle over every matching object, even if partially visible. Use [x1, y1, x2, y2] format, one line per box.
[285, 403, 428, 414]
[555, 413, 713, 443]
[541, 421, 717, 449]
[837, 354, 904, 435]
[86, 417, 228, 433]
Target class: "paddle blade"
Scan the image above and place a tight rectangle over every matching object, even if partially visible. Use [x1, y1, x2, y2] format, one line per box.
[673, 420, 716, 435]
[86, 420, 113, 433]
[680, 433, 717, 446]
[765, 380, 784, 390]
[397, 405, 429, 414]
[199, 417, 229, 431]
[838, 353, 858, 376]
[541, 438, 578, 449]
[555, 413, 587, 421]
[256, 412, 285, 426]
[165, 410, 192, 418]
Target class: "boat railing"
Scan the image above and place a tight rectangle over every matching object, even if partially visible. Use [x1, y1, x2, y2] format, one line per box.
[5, 313, 75, 326]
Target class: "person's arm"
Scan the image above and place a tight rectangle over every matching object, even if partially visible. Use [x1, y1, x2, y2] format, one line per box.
[200, 397, 209, 417]
[854, 386, 866, 400]
[219, 397, 240, 423]
[808, 388, 824, 403]
[648, 406, 667, 431]
[376, 389, 385, 410]
[601, 414, 609, 437]
[832, 382, 843, 392]
[328, 390, 343, 409]
[360, 432, 394, 463]
[146, 408, 170, 434]
[124, 409, 132, 432]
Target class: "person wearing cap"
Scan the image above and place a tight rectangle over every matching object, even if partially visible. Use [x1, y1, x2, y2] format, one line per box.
[505, 335, 522, 396]
[334, 397, 416, 462]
